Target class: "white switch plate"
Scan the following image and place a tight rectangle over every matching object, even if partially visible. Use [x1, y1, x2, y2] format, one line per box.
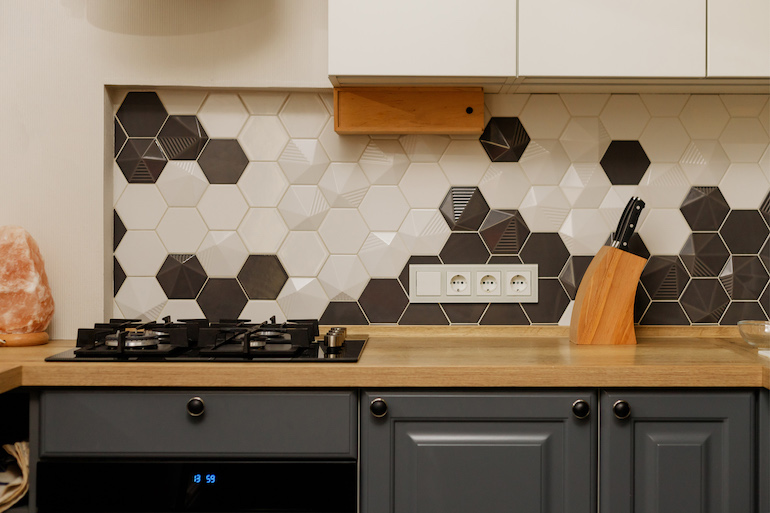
[409, 264, 538, 303]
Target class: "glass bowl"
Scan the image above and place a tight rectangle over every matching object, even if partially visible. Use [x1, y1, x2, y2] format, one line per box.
[737, 320, 770, 349]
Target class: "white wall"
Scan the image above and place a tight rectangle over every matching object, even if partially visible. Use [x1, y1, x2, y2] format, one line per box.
[0, 0, 329, 339]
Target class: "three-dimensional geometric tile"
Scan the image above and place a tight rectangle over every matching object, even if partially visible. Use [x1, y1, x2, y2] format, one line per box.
[439, 187, 490, 231]
[719, 256, 770, 300]
[721, 301, 769, 325]
[479, 303, 530, 325]
[198, 139, 249, 184]
[521, 279, 570, 324]
[358, 279, 408, 323]
[113, 210, 126, 251]
[237, 255, 288, 300]
[761, 191, 770, 225]
[720, 210, 770, 255]
[680, 279, 730, 323]
[679, 186, 730, 231]
[439, 233, 490, 265]
[519, 233, 570, 278]
[116, 92, 168, 138]
[679, 233, 730, 278]
[319, 302, 369, 325]
[599, 140, 651, 185]
[479, 117, 531, 162]
[559, 255, 594, 299]
[157, 115, 208, 160]
[196, 278, 248, 322]
[639, 302, 690, 325]
[114, 257, 126, 296]
[156, 254, 208, 300]
[640, 256, 690, 300]
[116, 139, 168, 183]
[114, 118, 127, 157]
[442, 303, 487, 324]
[398, 304, 450, 325]
[479, 210, 530, 254]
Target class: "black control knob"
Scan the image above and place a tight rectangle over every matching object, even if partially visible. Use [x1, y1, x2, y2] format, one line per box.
[572, 399, 590, 419]
[187, 397, 205, 417]
[370, 398, 388, 418]
[613, 400, 631, 420]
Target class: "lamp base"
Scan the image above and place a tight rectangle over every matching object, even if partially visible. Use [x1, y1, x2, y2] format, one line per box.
[0, 332, 49, 347]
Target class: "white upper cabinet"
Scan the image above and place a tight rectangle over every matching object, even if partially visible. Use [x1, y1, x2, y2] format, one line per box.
[518, 0, 705, 77]
[708, 0, 770, 77]
[328, 0, 517, 79]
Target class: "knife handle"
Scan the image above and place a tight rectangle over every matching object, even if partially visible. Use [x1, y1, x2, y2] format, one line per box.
[617, 199, 645, 249]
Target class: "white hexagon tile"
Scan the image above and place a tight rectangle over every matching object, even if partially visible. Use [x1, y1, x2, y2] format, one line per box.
[398, 209, 451, 255]
[719, 119, 770, 162]
[238, 162, 288, 208]
[399, 134, 451, 162]
[359, 140, 410, 185]
[113, 163, 127, 206]
[679, 140, 731, 186]
[318, 119, 369, 162]
[115, 185, 167, 230]
[156, 208, 208, 254]
[559, 209, 611, 256]
[639, 210, 692, 255]
[438, 140, 490, 185]
[399, 163, 450, 209]
[636, 164, 690, 209]
[559, 118, 610, 162]
[197, 186, 248, 230]
[278, 185, 330, 230]
[276, 278, 329, 320]
[318, 209, 370, 255]
[519, 140, 571, 185]
[239, 91, 288, 116]
[599, 95, 650, 139]
[239, 300, 287, 324]
[317, 255, 370, 301]
[239, 116, 290, 161]
[680, 96, 730, 139]
[518, 186, 571, 232]
[719, 163, 770, 209]
[156, 90, 208, 115]
[358, 186, 410, 231]
[278, 232, 328, 277]
[115, 277, 167, 322]
[519, 94, 570, 139]
[197, 93, 249, 138]
[278, 93, 329, 138]
[560, 163, 611, 209]
[115, 231, 167, 276]
[156, 161, 208, 207]
[278, 139, 330, 184]
[358, 232, 410, 278]
[639, 118, 691, 162]
[478, 163, 531, 210]
[238, 208, 288, 254]
[318, 163, 370, 208]
[197, 231, 249, 278]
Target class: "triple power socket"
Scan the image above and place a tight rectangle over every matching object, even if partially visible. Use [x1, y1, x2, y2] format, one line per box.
[408, 264, 539, 303]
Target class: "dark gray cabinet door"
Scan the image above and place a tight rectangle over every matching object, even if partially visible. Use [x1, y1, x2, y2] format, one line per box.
[601, 390, 756, 513]
[361, 390, 597, 513]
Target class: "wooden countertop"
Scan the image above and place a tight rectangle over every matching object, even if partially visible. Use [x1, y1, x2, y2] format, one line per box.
[1, 327, 768, 390]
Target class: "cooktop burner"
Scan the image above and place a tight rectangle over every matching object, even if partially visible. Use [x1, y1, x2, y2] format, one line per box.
[46, 318, 367, 363]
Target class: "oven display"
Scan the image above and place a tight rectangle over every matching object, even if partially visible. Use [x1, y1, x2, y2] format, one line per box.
[192, 473, 217, 485]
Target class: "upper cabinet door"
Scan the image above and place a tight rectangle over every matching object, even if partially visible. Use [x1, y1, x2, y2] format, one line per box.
[518, 0, 705, 77]
[708, 0, 770, 77]
[328, 0, 517, 78]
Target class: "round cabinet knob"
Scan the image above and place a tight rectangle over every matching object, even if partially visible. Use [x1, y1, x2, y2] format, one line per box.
[613, 400, 631, 420]
[370, 398, 388, 418]
[572, 399, 590, 419]
[187, 397, 205, 417]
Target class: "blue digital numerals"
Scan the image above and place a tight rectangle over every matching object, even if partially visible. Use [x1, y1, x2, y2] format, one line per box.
[192, 473, 216, 485]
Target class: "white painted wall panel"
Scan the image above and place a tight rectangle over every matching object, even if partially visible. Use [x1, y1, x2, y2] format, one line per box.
[708, 0, 770, 77]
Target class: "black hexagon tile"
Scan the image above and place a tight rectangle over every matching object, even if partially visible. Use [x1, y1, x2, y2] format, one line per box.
[640, 256, 689, 300]
[634, 285, 651, 323]
[679, 233, 729, 278]
[600, 140, 650, 185]
[237, 255, 288, 300]
[156, 255, 208, 300]
[521, 279, 569, 324]
[198, 139, 249, 184]
[680, 187, 730, 231]
[399, 304, 449, 325]
[114, 257, 126, 296]
[113, 210, 126, 251]
[721, 301, 769, 324]
[719, 256, 769, 300]
[761, 238, 770, 272]
[117, 139, 168, 183]
[479, 303, 529, 325]
[439, 233, 490, 264]
[488, 255, 523, 264]
[519, 233, 570, 278]
[479, 117, 530, 162]
[480, 210, 530, 254]
[114, 118, 127, 158]
[196, 278, 248, 322]
[116, 92, 168, 138]
[319, 302, 369, 325]
[760, 191, 770, 226]
[640, 302, 690, 325]
[559, 255, 593, 299]
[680, 279, 729, 323]
[157, 115, 208, 160]
[442, 304, 487, 324]
[358, 279, 408, 323]
[399, 256, 441, 294]
[439, 187, 490, 231]
[720, 210, 769, 254]
[762, 286, 769, 319]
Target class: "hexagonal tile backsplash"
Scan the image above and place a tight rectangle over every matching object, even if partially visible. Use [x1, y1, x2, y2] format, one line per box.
[113, 90, 770, 325]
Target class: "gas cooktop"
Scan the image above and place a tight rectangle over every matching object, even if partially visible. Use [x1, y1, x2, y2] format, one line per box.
[46, 318, 367, 362]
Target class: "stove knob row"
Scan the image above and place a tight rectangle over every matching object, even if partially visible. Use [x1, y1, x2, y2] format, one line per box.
[187, 397, 205, 417]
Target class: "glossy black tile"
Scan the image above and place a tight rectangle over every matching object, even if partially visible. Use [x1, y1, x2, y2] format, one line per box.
[479, 303, 529, 325]
[439, 233, 490, 264]
[721, 301, 769, 324]
[198, 139, 249, 184]
[114, 257, 125, 296]
[157, 116, 208, 160]
[479, 210, 530, 254]
[439, 187, 490, 231]
[559, 255, 594, 299]
[719, 256, 769, 300]
[599, 140, 650, 185]
[479, 117, 531, 162]
[116, 139, 168, 183]
[680, 278, 730, 323]
[519, 233, 570, 277]
[679, 232, 730, 278]
[358, 279, 408, 323]
[640, 256, 689, 300]
[399, 304, 449, 325]
[113, 210, 126, 251]
[320, 302, 369, 325]
[640, 301, 690, 325]
[680, 187, 730, 231]
[398, 256, 441, 294]
[114, 118, 127, 158]
[116, 92, 168, 138]
[156, 254, 208, 300]
[237, 255, 288, 300]
[720, 210, 769, 254]
[196, 278, 248, 322]
[521, 279, 569, 324]
[441, 303, 487, 324]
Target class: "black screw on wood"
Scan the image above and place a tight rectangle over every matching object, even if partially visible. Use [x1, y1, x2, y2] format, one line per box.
[466, 107, 474, 114]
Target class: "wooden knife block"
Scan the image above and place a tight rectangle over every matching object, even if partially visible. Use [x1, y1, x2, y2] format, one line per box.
[570, 246, 647, 345]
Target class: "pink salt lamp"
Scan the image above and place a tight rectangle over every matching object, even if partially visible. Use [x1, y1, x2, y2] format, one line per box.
[0, 226, 54, 346]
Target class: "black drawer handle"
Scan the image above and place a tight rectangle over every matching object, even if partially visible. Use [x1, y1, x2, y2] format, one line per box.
[370, 398, 388, 418]
[572, 399, 590, 419]
[613, 400, 631, 420]
[187, 397, 205, 417]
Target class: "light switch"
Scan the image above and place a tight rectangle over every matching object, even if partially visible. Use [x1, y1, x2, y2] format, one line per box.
[414, 271, 441, 296]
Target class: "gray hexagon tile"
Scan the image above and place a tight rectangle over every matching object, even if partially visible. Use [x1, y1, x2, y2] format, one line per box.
[440, 187, 490, 231]
[680, 279, 729, 323]
[157, 115, 208, 160]
[156, 254, 208, 300]
[196, 278, 248, 322]
[238, 116, 290, 161]
[720, 256, 770, 300]
[198, 139, 249, 184]
[679, 233, 730, 278]
[680, 187, 730, 232]
[117, 139, 167, 183]
[479, 210, 530, 255]
[600, 141, 650, 185]
[479, 117, 530, 162]
[237, 255, 288, 300]
[358, 279, 408, 323]
[116, 92, 168, 138]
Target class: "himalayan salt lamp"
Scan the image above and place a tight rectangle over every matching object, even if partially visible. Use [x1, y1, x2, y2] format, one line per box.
[0, 226, 54, 346]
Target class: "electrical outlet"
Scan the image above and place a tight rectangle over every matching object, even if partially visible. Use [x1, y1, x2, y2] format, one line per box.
[409, 264, 538, 303]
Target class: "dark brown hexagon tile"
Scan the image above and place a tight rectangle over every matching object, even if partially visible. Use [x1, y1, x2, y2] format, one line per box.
[519, 233, 570, 277]
[117, 139, 168, 183]
[439, 233, 490, 264]
[113, 210, 126, 251]
[634, 285, 651, 323]
[559, 255, 593, 299]
[760, 191, 770, 226]
[114, 118, 127, 158]
[114, 257, 126, 296]
[719, 256, 770, 300]
[157, 115, 208, 160]
[720, 210, 769, 255]
[198, 139, 249, 184]
[196, 278, 248, 322]
[479, 117, 530, 162]
[761, 286, 769, 319]
[488, 255, 523, 264]
[399, 304, 449, 325]
[479, 303, 530, 325]
[600, 140, 650, 185]
[156, 255, 208, 300]
[640, 256, 689, 300]
[439, 187, 490, 231]
[680, 187, 730, 231]
[521, 279, 570, 324]
[237, 255, 288, 300]
[640, 302, 690, 325]
[116, 91, 168, 138]
[679, 233, 730, 278]
[721, 301, 769, 324]
[441, 304, 487, 324]
[761, 237, 769, 272]
[320, 302, 369, 325]
[480, 210, 530, 254]
[398, 256, 441, 294]
[680, 278, 730, 323]
[358, 279, 408, 323]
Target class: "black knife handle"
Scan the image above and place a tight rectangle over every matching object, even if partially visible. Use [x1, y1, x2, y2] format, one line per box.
[612, 197, 636, 247]
[618, 198, 645, 249]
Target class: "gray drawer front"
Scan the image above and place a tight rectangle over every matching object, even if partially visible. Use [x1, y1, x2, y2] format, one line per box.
[40, 390, 356, 458]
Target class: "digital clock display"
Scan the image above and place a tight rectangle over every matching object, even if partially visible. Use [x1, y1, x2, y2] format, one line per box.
[192, 473, 217, 485]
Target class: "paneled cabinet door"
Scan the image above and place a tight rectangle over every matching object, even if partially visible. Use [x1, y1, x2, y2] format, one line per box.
[707, 0, 770, 77]
[518, 0, 705, 77]
[360, 390, 597, 513]
[601, 390, 756, 512]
